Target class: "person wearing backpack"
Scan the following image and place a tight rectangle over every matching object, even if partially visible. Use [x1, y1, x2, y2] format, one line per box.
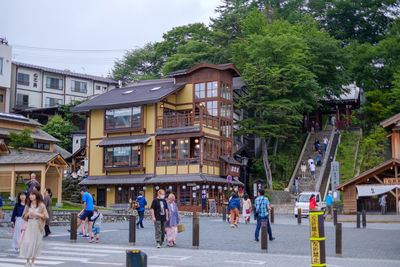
[136, 191, 147, 229]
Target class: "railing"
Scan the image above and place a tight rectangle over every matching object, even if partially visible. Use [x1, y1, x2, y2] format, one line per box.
[157, 112, 219, 130]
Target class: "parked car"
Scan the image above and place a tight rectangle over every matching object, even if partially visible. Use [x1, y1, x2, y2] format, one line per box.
[294, 192, 326, 217]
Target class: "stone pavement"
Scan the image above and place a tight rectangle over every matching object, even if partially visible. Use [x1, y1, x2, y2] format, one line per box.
[0, 215, 399, 266]
[325, 214, 400, 223]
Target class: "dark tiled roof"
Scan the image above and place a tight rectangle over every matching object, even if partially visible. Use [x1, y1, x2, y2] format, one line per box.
[13, 61, 118, 84]
[0, 145, 71, 164]
[71, 81, 186, 112]
[166, 63, 241, 77]
[80, 174, 152, 185]
[156, 126, 200, 136]
[220, 155, 243, 165]
[0, 127, 59, 143]
[97, 135, 151, 147]
[0, 112, 42, 126]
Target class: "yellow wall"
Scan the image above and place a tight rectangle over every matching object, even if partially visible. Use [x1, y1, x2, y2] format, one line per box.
[90, 110, 105, 139]
[145, 104, 156, 134]
[177, 84, 193, 103]
[144, 184, 154, 208]
[89, 140, 104, 176]
[106, 186, 115, 207]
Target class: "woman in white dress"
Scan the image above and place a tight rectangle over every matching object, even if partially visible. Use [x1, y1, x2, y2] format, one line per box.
[242, 194, 252, 224]
[19, 190, 49, 267]
[11, 192, 27, 251]
[300, 161, 307, 179]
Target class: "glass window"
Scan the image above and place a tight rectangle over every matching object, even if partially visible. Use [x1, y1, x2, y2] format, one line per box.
[17, 73, 30, 86]
[195, 83, 205, 99]
[105, 107, 142, 130]
[32, 142, 50, 150]
[71, 80, 87, 93]
[207, 81, 218, 98]
[45, 97, 63, 107]
[103, 145, 141, 168]
[95, 85, 101, 91]
[206, 101, 218, 116]
[104, 147, 113, 167]
[0, 57, 3, 75]
[0, 94, 3, 103]
[16, 94, 29, 106]
[178, 138, 189, 158]
[46, 77, 63, 90]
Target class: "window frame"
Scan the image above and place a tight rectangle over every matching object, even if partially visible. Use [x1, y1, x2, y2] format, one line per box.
[17, 73, 30, 86]
[104, 106, 143, 133]
[46, 76, 63, 90]
[45, 97, 63, 107]
[103, 144, 143, 171]
[71, 80, 88, 93]
[0, 57, 3, 75]
[16, 94, 29, 107]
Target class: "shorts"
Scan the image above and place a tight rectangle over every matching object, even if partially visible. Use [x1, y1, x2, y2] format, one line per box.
[91, 226, 100, 235]
[80, 210, 94, 221]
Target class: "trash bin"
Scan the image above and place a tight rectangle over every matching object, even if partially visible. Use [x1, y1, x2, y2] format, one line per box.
[126, 250, 147, 267]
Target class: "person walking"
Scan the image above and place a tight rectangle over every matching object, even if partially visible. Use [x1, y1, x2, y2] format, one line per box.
[379, 194, 387, 214]
[89, 209, 103, 243]
[309, 194, 318, 211]
[25, 173, 40, 193]
[323, 136, 329, 151]
[242, 194, 252, 224]
[11, 192, 27, 251]
[19, 190, 49, 267]
[314, 139, 320, 152]
[254, 189, 274, 242]
[294, 177, 299, 195]
[70, 187, 94, 237]
[43, 188, 52, 237]
[228, 192, 240, 228]
[165, 194, 180, 247]
[300, 161, 307, 179]
[136, 191, 147, 229]
[324, 191, 333, 219]
[310, 162, 316, 180]
[151, 189, 169, 248]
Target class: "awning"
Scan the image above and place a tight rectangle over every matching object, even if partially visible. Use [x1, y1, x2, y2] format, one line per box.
[356, 185, 400, 197]
[97, 134, 151, 147]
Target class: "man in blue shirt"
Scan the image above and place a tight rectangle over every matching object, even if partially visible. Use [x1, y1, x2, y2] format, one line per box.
[69, 187, 94, 237]
[136, 191, 147, 229]
[325, 191, 333, 219]
[254, 189, 274, 242]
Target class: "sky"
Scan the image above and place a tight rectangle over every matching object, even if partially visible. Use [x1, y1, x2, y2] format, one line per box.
[0, 0, 220, 77]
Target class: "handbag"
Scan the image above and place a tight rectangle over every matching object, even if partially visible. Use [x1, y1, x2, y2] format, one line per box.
[177, 224, 185, 233]
[246, 209, 250, 214]
[18, 221, 28, 248]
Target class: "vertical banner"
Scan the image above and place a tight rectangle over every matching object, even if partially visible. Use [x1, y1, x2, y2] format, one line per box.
[331, 161, 341, 202]
[253, 183, 258, 197]
[309, 211, 326, 267]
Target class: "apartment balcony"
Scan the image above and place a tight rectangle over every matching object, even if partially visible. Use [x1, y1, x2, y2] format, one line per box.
[157, 112, 219, 130]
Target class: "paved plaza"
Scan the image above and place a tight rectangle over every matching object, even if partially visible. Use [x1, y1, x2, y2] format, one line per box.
[0, 215, 399, 266]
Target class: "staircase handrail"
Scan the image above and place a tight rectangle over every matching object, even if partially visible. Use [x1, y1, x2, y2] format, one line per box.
[288, 132, 311, 193]
[315, 128, 336, 192]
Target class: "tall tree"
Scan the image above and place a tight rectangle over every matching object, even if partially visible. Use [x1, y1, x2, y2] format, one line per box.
[41, 115, 78, 152]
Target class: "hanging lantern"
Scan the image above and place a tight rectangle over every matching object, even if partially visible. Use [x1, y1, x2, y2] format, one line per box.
[155, 186, 159, 190]
[143, 186, 146, 190]
[212, 185, 215, 189]
[130, 187, 134, 191]
[118, 187, 122, 191]
[182, 185, 186, 190]
[169, 186, 173, 190]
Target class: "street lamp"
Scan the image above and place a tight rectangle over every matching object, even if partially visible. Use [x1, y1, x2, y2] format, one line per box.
[242, 157, 248, 193]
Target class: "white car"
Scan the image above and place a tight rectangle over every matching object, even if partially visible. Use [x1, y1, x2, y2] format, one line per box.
[294, 192, 326, 217]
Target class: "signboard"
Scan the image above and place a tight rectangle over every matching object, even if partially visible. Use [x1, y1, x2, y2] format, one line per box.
[227, 175, 232, 182]
[309, 211, 326, 267]
[208, 199, 216, 213]
[356, 185, 400, 197]
[253, 183, 257, 197]
[331, 161, 341, 201]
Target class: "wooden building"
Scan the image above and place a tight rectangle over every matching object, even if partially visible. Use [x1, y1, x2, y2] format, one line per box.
[336, 112, 400, 214]
[0, 112, 70, 204]
[72, 63, 243, 212]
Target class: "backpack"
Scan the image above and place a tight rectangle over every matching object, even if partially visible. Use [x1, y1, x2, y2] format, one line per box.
[134, 200, 140, 209]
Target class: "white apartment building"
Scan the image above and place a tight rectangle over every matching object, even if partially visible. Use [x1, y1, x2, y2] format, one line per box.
[10, 61, 118, 111]
[0, 38, 12, 113]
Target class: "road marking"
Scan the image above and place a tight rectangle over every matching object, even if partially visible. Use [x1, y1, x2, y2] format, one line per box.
[50, 229, 119, 237]
[0, 257, 64, 265]
[224, 260, 266, 265]
[149, 255, 191, 261]
[52, 246, 125, 254]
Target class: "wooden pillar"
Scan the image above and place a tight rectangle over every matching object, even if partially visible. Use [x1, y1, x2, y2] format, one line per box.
[10, 167, 16, 198]
[346, 105, 351, 126]
[57, 167, 63, 205]
[336, 105, 340, 130]
[40, 165, 46, 196]
[396, 165, 399, 216]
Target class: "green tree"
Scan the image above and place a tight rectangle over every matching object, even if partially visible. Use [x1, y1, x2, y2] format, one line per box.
[41, 115, 78, 152]
[9, 127, 34, 152]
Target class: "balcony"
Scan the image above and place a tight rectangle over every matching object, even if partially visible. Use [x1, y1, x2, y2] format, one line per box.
[157, 112, 219, 130]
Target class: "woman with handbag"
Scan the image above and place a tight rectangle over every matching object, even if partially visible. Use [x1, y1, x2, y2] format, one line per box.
[165, 194, 180, 247]
[11, 192, 27, 251]
[242, 194, 252, 224]
[19, 190, 49, 267]
[43, 188, 53, 237]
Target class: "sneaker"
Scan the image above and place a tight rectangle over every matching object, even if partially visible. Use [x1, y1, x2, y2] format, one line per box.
[234, 223, 238, 227]
[255, 238, 259, 242]
[156, 243, 161, 248]
[83, 234, 90, 237]
[78, 232, 84, 236]
[89, 238, 94, 243]
[230, 224, 235, 228]
[269, 237, 276, 241]
[96, 239, 100, 243]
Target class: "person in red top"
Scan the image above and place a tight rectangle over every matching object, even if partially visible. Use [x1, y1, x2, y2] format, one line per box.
[309, 194, 318, 210]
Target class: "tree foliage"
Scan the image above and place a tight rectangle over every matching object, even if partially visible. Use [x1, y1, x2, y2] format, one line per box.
[9, 127, 34, 152]
[41, 115, 78, 152]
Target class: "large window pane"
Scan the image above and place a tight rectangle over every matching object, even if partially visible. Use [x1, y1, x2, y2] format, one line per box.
[71, 80, 87, 93]
[114, 108, 131, 128]
[132, 107, 141, 128]
[105, 107, 141, 130]
[131, 146, 140, 166]
[104, 147, 113, 167]
[17, 73, 30, 86]
[178, 138, 189, 158]
[46, 77, 63, 90]
[113, 146, 130, 167]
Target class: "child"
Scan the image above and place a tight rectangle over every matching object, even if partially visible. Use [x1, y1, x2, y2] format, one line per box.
[89, 209, 103, 243]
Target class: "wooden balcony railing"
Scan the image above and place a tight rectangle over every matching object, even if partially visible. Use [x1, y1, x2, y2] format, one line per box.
[157, 112, 219, 130]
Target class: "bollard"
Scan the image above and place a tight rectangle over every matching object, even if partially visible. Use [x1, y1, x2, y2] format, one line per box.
[192, 213, 199, 249]
[309, 211, 326, 267]
[129, 215, 136, 246]
[70, 213, 77, 243]
[222, 206, 226, 222]
[356, 212, 361, 228]
[270, 207, 274, 224]
[261, 220, 268, 253]
[335, 223, 342, 255]
[126, 249, 147, 267]
[362, 210, 366, 228]
[297, 208, 302, 224]
[333, 209, 338, 226]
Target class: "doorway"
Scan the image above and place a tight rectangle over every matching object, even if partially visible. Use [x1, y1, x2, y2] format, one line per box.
[97, 188, 106, 207]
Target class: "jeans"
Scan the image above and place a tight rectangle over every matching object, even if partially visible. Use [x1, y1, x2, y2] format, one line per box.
[154, 220, 166, 244]
[137, 211, 144, 227]
[255, 215, 273, 241]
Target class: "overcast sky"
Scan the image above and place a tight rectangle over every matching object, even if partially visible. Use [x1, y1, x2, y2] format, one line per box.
[0, 0, 220, 77]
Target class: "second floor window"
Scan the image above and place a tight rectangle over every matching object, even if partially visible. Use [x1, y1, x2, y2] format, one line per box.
[46, 97, 63, 107]
[16, 94, 29, 106]
[104, 145, 141, 168]
[71, 80, 87, 93]
[46, 77, 63, 90]
[105, 107, 141, 130]
[195, 81, 219, 99]
[17, 73, 30, 86]
[0, 57, 3, 75]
